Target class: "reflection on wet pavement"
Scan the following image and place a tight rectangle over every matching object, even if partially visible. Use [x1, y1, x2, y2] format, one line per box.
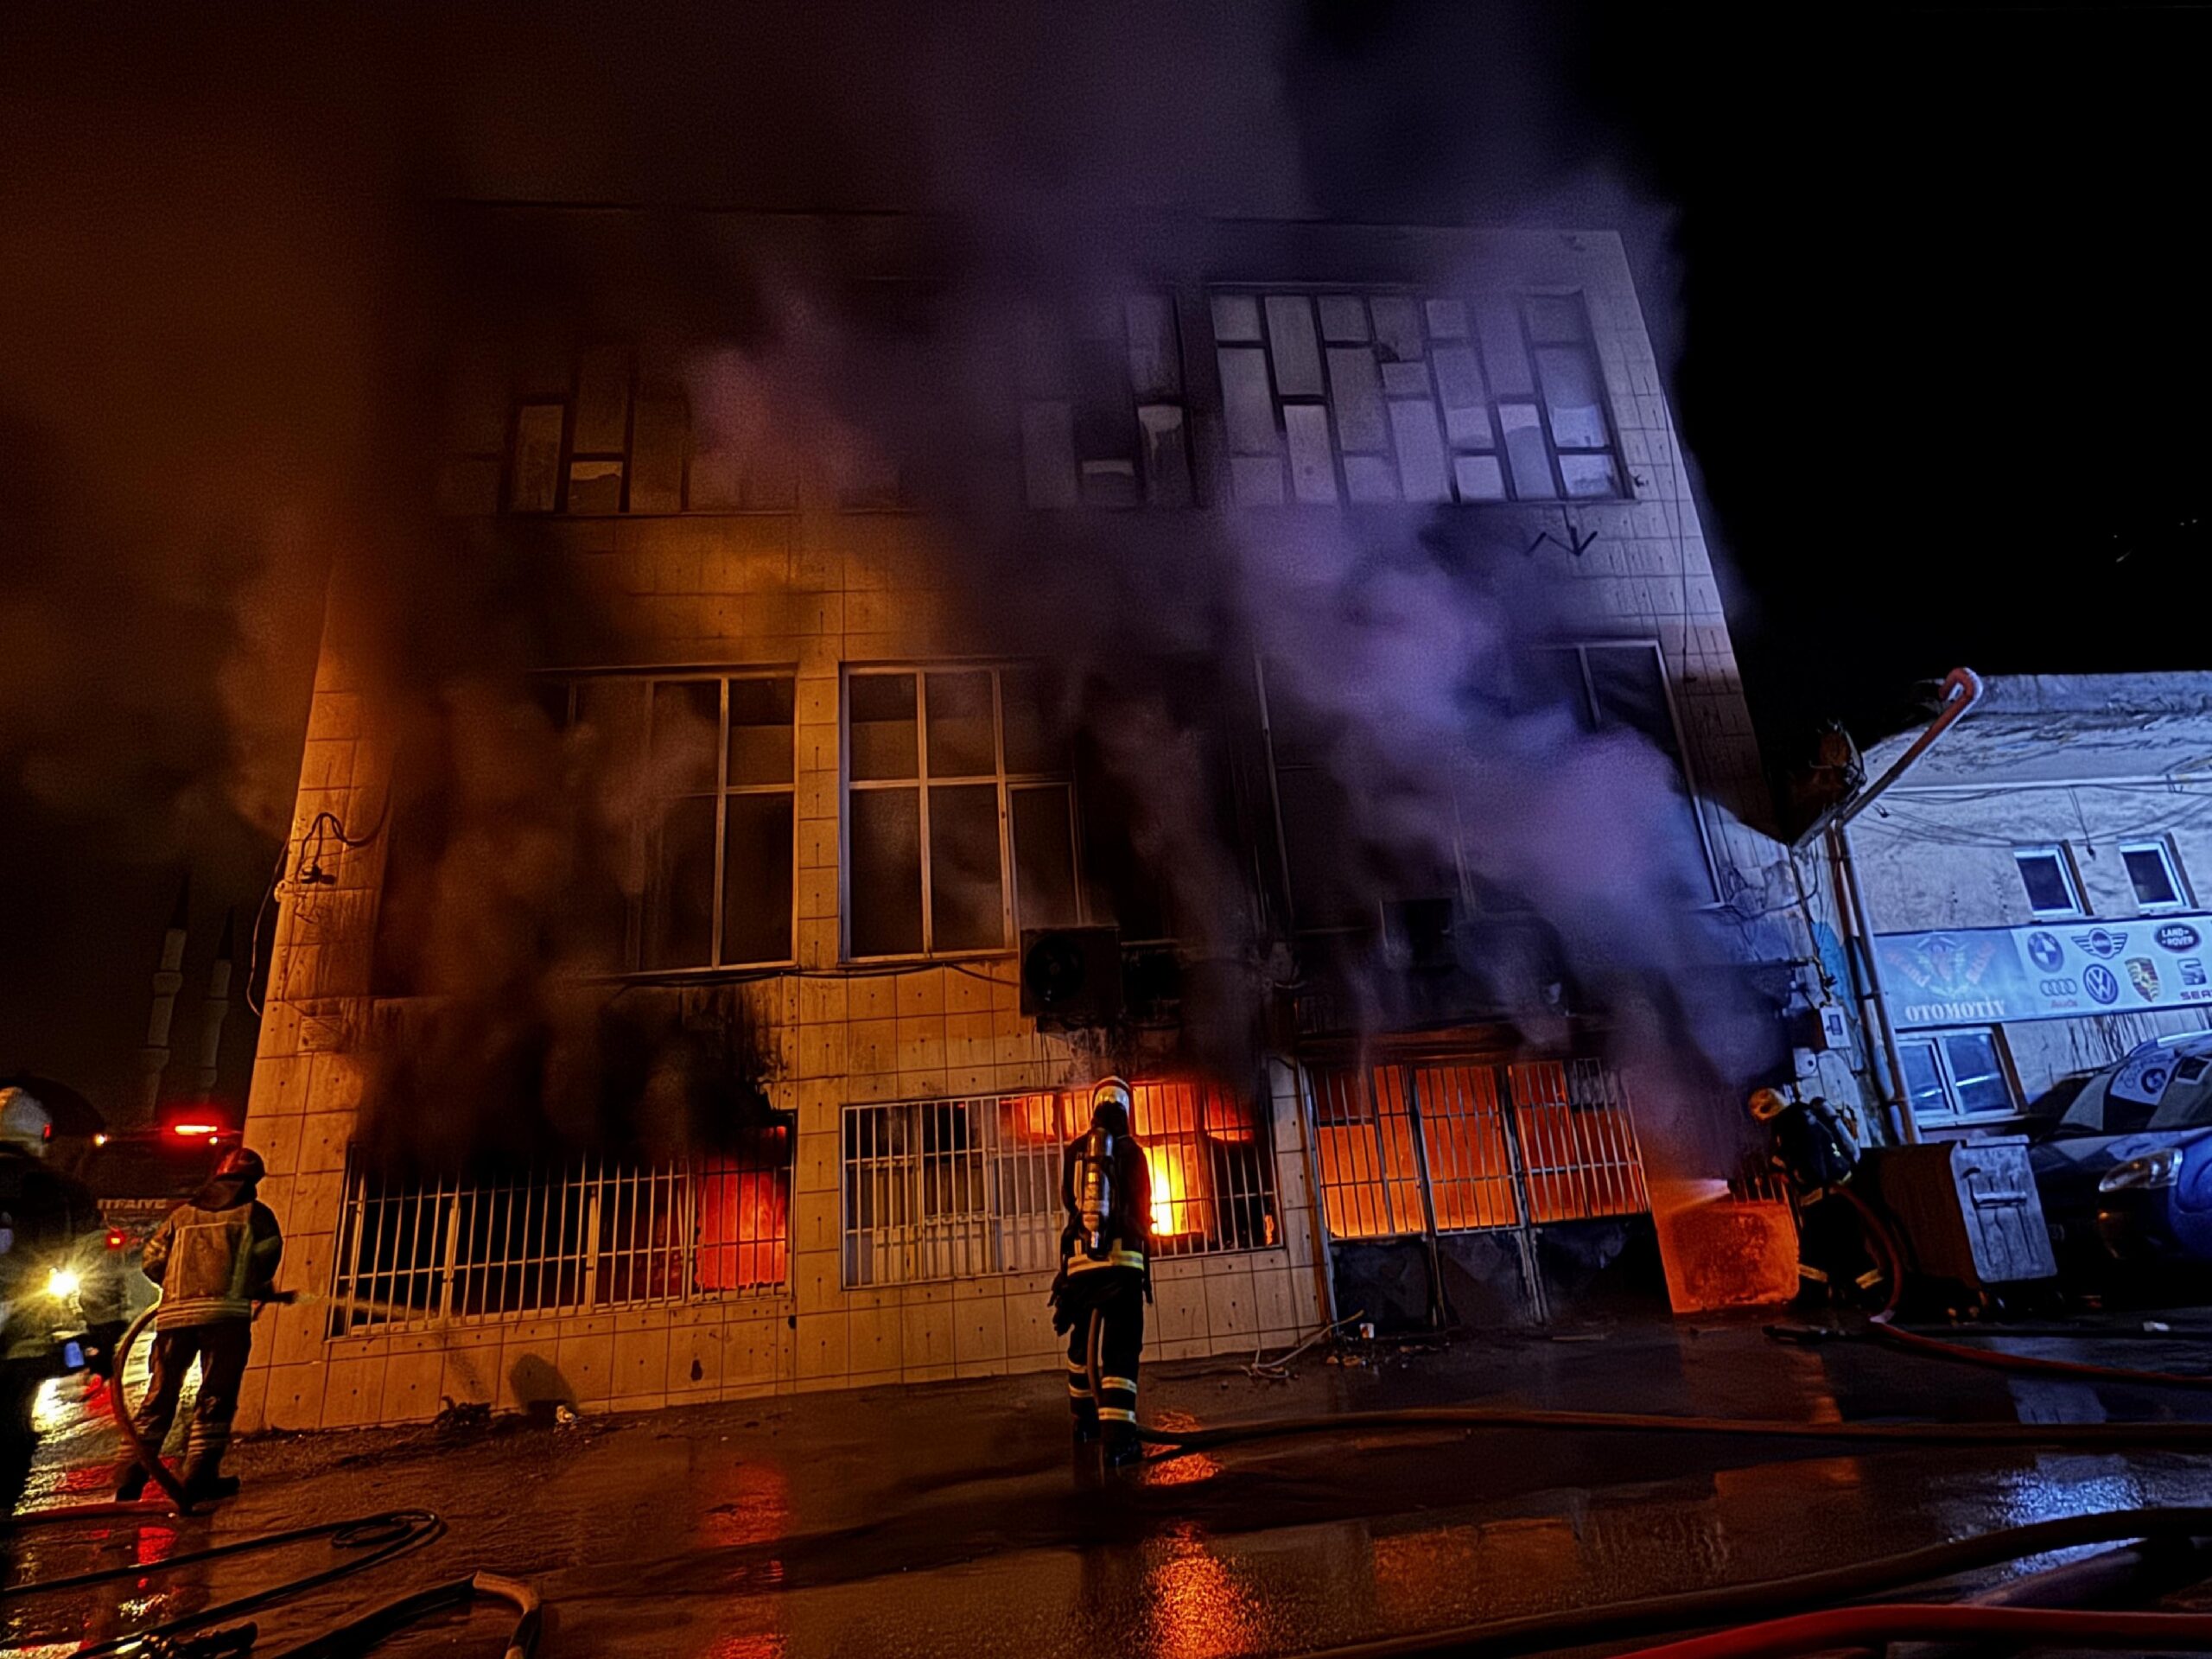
[8, 1316, 2212, 1656]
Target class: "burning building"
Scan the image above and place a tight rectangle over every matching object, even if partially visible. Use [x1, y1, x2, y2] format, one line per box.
[232, 204, 1810, 1433]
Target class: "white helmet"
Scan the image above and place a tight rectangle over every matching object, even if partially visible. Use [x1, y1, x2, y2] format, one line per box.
[0, 1088, 53, 1155]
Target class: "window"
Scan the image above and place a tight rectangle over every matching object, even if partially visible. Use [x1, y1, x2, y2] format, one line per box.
[1020, 295, 1194, 507]
[1897, 1029, 2018, 1126]
[545, 672, 797, 971]
[328, 1134, 791, 1334]
[2121, 839, 2190, 912]
[1211, 288, 1624, 506]
[2014, 845, 2085, 918]
[495, 344, 690, 516]
[844, 664, 1081, 958]
[840, 1081, 1275, 1287]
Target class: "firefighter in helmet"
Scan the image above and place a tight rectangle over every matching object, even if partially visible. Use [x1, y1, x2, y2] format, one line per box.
[116, 1146, 283, 1503]
[1049, 1077, 1153, 1466]
[1750, 1087, 1882, 1310]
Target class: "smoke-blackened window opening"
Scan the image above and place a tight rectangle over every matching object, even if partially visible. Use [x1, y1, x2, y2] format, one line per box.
[541, 670, 798, 974]
[1019, 294, 1195, 509]
[1210, 287, 1627, 507]
[370, 722, 455, 1000]
[839, 1078, 1276, 1287]
[843, 663, 1087, 961]
[327, 1128, 791, 1336]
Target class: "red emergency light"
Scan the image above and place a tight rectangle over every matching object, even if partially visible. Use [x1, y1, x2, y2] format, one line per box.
[171, 1122, 222, 1141]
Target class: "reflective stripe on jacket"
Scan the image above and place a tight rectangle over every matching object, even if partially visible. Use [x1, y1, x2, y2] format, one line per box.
[143, 1195, 282, 1328]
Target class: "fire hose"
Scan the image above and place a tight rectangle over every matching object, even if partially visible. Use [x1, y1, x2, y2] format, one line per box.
[4, 1300, 542, 1658]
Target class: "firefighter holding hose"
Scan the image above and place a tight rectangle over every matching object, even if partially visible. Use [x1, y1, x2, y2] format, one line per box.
[1049, 1077, 1152, 1467]
[115, 1146, 283, 1503]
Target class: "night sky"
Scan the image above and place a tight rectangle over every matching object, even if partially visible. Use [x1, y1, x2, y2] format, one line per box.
[2, 3, 2205, 1117]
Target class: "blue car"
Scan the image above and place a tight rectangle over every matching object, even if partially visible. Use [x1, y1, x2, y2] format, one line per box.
[2030, 1033, 2212, 1278]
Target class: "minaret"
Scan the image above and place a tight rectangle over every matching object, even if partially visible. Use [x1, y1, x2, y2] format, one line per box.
[194, 907, 235, 1097]
[139, 873, 190, 1117]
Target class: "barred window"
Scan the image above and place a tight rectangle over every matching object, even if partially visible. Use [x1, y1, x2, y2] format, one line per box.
[841, 1080, 1276, 1287]
[1212, 288, 1624, 506]
[328, 1135, 791, 1336]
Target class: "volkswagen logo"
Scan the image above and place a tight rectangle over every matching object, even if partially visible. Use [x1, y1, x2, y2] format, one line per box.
[2084, 963, 2121, 1005]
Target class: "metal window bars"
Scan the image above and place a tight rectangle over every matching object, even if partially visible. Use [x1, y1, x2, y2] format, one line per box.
[1310, 1057, 1649, 1242]
[840, 1081, 1278, 1288]
[328, 1143, 791, 1337]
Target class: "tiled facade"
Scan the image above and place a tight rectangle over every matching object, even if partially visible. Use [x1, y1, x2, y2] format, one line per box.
[236, 219, 1796, 1432]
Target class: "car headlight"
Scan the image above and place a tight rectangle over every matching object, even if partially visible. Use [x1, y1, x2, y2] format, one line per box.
[43, 1267, 81, 1300]
[2100, 1148, 2184, 1193]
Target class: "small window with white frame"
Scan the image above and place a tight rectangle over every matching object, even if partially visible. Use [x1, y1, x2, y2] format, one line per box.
[1897, 1028, 2018, 1126]
[2014, 844, 2086, 918]
[2120, 838, 2191, 912]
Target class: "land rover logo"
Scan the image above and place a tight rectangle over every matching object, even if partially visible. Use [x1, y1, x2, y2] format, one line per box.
[2027, 931, 2065, 971]
[2157, 923, 2202, 952]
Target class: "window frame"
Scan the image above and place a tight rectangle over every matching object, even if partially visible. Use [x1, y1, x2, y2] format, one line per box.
[840, 661, 1089, 963]
[2013, 843, 2088, 920]
[1897, 1027, 2022, 1127]
[541, 666, 800, 976]
[2120, 836, 2193, 913]
[1208, 283, 1630, 509]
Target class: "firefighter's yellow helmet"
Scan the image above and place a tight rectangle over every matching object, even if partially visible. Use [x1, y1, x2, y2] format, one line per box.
[1747, 1087, 1790, 1122]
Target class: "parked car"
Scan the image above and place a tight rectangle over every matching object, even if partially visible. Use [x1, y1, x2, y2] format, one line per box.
[2030, 1032, 2212, 1283]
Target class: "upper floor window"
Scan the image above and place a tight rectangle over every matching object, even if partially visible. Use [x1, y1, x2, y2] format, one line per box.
[2121, 838, 2191, 912]
[844, 664, 1084, 959]
[1019, 296, 1195, 508]
[1211, 289, 1624, 508]
[505, 345, 691, 517]
[2014, 845, 2086, 918]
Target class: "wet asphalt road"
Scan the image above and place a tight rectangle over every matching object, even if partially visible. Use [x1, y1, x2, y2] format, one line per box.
[8, 1314, 2212, 1656]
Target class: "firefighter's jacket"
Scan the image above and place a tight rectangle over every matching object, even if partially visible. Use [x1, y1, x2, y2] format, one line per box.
[1058, 1134, 1154, 1277]
[142, 1177, 283, 1329]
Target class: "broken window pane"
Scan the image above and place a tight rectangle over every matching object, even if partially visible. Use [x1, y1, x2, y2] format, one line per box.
[1389, 400, 1450, 502]
[1535, 346, 1610, 450]
[651, 680, 721, 794]
[1326, 348, 1389, 452]
[1217, 346, 1279, 456]
[1284, 404, 1339, 504]
[1477, 304, 1535, 397]
[645, 795, 716, 969]
[849, 675, 918, 781]
[850, 789, 924, 957]
[925, 671, 996, 777]
[721, 792, 794, 964]
[1136, 404, 1193, 507]
[511, 403, 564, 512]
[1432, 346, 1492, 448]
[929, 784, 1003, 950]
[1586, 645, 1677, 754]
[630, 391, 688, 512]
[566, 459, 624, 514]
[573, 346, 633, 453]
[1499, 403, 1555, 499]
[727, 677, 795, 786]
[1264, 295, 1325, 397]
[1012, 785, 1078, 930]
[1124, 295, 1181, 400]
[1370, 296, 1425, 364]
[1210, 293, 1262, 343]
[1021, 402, 1079, 508]
[1559, 453, 1620, 498]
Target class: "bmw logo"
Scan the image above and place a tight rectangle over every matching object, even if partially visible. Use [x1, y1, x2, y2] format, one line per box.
[2084, 963, 2121, 1005]
[2027, 931, 2065, 971]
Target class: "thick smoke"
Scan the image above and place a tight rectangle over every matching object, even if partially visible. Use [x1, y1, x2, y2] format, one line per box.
[0, 4, 1779, 1174]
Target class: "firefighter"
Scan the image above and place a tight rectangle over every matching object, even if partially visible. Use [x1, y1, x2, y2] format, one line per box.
[1049, 1077, 1152, 1467]
[1750, 1087, 1880, 1309]
[116, 1146, 283, 1503]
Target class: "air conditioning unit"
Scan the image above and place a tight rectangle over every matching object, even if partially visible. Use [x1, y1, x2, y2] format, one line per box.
[1019, 925, 1125, 1027]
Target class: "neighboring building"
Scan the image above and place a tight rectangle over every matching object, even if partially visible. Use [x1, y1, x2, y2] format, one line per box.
[235, 209, 1800, 1433]
[1851, 675, 2212, 1139]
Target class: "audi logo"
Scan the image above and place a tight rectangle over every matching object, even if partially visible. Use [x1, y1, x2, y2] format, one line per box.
[2039, 976, 2080, 996]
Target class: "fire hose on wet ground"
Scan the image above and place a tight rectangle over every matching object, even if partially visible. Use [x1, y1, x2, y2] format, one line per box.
[3, 1300, 541, 1658]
